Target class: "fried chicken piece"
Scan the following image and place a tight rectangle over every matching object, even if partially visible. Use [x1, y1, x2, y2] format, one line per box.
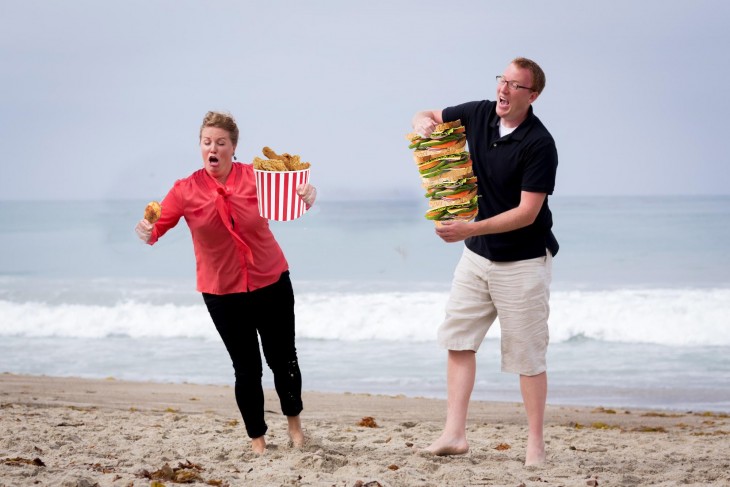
[263, 146, 295, 166]
[279, 153, 297, 170]
[253, 156, 288, 171]
[270, 160, 289, 171]
[144, 201, 161, 223]
[288, 160, 311, 171]
[262, 146, 281, 160]
[260, 147, 311, 171]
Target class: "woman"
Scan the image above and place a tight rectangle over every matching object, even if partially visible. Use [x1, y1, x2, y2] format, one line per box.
[135, 111, 316, 454]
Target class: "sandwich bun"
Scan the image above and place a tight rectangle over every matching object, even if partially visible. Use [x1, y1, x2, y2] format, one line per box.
[427, 206, 478, 226]
[433, 119, 463, 132]
[413, 138, 467, 163]
[428, 189, 479, 209]
[405, 119, 464, 142]
[421, 166, 474, 188]
[433, 209, 478, 227]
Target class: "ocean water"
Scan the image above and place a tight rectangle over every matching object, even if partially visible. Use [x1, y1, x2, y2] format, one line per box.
[1, 196, 729, 412]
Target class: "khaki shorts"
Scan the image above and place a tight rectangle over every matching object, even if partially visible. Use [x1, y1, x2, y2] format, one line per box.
[437, 246, 552, 376]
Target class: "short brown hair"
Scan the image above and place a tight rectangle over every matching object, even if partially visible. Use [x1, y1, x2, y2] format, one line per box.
[512, 57, 546, 95]
[199, 111, 239, 146]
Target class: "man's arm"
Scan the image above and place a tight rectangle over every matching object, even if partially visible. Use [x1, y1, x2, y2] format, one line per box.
[411, 109, 444, 137]
[435, 191, 547, 243]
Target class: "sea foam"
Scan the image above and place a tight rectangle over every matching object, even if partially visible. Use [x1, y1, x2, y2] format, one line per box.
[2, 288, 728, 346]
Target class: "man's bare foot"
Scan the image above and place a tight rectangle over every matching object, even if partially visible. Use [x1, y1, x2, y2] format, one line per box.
[287, 415, 305, 448]
[424, 434, 469, 456]
[251, 436, 266, 455]
[524, 438, 545, 466]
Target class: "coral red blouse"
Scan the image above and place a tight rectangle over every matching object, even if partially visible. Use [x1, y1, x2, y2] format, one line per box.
[148, 163, 289, 294]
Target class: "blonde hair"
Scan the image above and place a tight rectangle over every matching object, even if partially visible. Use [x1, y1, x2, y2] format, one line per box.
[199, 111, 239, 146]
[512, 57, 546, 94]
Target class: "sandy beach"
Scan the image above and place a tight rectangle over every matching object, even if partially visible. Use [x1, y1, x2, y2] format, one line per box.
[1, 373, 728, 486]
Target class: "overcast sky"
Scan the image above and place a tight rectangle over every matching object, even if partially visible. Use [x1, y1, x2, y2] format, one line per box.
[2, 0, 729, 201]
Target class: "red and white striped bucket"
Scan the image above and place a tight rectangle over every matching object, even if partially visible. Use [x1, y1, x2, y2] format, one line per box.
[254, 168, 311, 221]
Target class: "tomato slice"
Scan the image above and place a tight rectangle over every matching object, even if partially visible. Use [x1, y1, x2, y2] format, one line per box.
[449, 161, 472, 170]
[418, 159, 441, 171]
[442, 190, 472, 200]
[458, 209, 478, 219]
[429, 139, 458, 150]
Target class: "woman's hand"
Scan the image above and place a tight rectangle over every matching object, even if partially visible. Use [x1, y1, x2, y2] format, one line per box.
[135, 219, 154, 243]
[297, 184, 317, 209]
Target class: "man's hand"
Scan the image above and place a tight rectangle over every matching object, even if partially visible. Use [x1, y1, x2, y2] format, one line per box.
[412, 110, 443, 138]
[414, 117, 438, 138]
[435, 220, 473, 242]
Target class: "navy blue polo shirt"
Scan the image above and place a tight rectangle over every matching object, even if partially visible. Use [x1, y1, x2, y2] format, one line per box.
[443, 100, 559, 262]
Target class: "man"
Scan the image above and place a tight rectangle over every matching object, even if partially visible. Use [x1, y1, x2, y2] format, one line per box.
[411, 57, 558, 466]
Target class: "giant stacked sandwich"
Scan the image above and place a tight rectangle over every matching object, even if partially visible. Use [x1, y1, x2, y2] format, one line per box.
[406, 120, 478, 224]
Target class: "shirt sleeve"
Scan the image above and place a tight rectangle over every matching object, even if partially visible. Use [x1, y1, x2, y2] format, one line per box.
[148, 181, 184, 245]
[442, 101, 481, 129]
[521, 136, 558, 195]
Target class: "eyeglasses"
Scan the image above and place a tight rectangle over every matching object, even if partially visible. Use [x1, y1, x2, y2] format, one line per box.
[496, 75, 534, 91]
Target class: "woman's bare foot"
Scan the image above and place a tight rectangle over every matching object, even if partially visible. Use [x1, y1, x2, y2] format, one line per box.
[287, 415, 305, 448]
[424, 433, 469, 456]
[524, 437, 545, 466]
[251, 436, 266, 455]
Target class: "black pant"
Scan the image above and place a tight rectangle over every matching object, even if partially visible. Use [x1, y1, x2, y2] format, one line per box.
[202, 271, 303, 438]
